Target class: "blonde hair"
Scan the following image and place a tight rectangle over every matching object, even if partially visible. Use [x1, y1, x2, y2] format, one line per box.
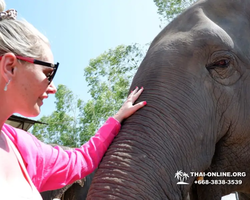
[0, 0, 50, 59]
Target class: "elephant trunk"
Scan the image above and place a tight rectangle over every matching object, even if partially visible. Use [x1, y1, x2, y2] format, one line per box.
[87, 75, 220, 199]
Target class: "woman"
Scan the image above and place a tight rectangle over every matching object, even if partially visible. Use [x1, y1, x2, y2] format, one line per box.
[0, 1, 146, 199]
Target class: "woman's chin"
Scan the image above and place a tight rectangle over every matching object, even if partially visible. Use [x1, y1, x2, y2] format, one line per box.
[18, 107, 41, 118]
[30, 109, 41, 117]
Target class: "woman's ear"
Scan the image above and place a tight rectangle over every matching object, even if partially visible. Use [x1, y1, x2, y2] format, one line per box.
[0, 53, 18, 82]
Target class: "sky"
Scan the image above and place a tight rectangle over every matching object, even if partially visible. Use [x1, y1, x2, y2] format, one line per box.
[5, 0, 162, 120]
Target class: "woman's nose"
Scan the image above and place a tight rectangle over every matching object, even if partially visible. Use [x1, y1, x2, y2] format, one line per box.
[47, 81, 57, 94]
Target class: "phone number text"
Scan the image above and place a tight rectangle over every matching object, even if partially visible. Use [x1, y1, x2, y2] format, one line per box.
[194, 180, 242, 185]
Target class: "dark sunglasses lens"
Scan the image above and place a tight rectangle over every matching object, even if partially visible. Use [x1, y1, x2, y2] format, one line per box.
[48, 64, 59, 84]
[48, 70, 55, 84]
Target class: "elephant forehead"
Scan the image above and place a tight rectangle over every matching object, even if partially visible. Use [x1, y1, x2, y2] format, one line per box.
[151, 0, 250, 61]
[162, 14, 234, 51]
[200, 0, 250, 53]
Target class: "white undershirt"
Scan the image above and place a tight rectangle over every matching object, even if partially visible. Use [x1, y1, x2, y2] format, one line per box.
[0, 131, 42, 200]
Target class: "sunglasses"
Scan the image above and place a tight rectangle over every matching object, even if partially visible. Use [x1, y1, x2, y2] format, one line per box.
[0, 55, 59, 84]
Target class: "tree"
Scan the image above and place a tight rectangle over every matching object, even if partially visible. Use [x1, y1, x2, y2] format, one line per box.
[153, 0, 196, 26]
[78, 43, 147, 145]
[32, 84, 83, 147]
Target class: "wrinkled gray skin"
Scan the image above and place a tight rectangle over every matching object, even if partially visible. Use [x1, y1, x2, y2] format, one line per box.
[86, 0, 250, 199]
[40, 144, 95, 200]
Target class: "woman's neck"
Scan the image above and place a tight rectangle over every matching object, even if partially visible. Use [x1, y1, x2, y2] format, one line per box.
[0, 93, 15, 130]
[0, 111, 13, 131]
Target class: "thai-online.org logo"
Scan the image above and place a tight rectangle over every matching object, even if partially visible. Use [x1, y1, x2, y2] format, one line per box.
[175, 170, 189, 184]
[174, 170, 246, 185]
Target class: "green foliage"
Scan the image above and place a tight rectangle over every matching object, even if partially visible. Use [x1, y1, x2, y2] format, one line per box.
[32, 84, 82, 147]
[153, 0, 196, 26]
[79, 44, 146, 144]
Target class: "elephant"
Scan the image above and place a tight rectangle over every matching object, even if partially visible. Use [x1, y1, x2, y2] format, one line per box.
[40, 144, 95, 200]
[85, 0, 250, 199]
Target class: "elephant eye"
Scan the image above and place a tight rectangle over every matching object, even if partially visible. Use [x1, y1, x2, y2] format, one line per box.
[214, 60, 230, 67]
[206, 59, 230, 70]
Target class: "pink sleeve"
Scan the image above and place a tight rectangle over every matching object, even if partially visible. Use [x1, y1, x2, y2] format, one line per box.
[2, 117, 121, 192]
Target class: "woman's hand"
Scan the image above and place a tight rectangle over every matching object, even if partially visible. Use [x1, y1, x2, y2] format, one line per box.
[113, 87, 146, 123]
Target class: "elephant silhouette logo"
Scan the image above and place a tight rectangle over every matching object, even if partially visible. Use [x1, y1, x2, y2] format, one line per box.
[175, 170, 189, 185]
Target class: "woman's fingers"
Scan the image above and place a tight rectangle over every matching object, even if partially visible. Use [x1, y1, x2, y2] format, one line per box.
[132, 87, 144, 102]
[131, 101, 147, 112]
[113, 86, 146, 123]
[129, 87, 144, 103]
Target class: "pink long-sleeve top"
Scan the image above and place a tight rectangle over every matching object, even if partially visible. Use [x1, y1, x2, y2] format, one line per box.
[1, 117, 121, 192]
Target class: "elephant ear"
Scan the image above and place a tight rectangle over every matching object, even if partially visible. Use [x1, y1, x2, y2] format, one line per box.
[206, 51, 241, 85]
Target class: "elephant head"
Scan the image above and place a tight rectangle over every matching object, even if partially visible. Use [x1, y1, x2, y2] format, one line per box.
[87, 0, 250, 199]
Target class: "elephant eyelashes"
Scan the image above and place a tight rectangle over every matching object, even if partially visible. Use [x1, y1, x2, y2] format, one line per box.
[206, 59, 230, 70]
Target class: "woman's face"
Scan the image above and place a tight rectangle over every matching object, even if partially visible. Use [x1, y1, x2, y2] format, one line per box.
[11, 46, 57, 117]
